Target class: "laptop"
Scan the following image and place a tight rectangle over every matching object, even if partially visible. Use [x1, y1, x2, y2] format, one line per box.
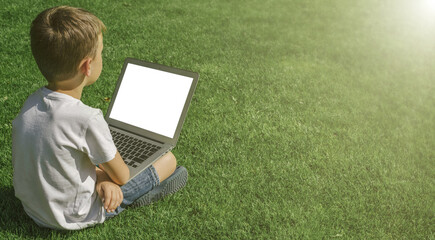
[105, 58, 199, 181]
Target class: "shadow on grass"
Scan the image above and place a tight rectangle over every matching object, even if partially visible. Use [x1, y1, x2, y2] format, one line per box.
[0, 185, 72, 238]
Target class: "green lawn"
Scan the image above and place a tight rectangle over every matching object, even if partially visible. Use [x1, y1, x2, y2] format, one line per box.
[1, 0, 434, 239]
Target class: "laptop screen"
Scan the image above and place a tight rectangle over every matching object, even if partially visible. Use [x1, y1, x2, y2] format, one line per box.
[108, 63, 194, 138]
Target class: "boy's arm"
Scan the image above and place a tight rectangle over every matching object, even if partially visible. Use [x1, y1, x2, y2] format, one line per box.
[95, 166, 123, 213]
[100, 151, 130, 185]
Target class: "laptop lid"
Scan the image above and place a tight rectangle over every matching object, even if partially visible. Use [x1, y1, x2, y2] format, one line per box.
[105, 58, 199, 146]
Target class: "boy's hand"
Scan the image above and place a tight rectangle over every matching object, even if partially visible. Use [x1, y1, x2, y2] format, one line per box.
[96, 167, 123, 213]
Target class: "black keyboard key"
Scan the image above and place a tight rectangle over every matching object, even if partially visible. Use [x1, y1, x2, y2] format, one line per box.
[132, 157, 145, 163]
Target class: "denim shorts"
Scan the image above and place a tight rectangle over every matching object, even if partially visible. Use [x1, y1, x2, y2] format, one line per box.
[105, 165, 160, 219]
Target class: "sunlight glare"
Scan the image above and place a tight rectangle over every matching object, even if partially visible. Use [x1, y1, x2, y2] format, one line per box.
[419, 0, 435, 23]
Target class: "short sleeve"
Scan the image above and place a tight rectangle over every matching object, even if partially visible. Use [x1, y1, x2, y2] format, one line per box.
[83, 111, 117, 165]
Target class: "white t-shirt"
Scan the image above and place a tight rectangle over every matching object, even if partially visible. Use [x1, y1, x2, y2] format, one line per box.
[12, 87, 117, 230]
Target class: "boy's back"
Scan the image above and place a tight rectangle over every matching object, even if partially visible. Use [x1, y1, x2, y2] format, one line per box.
[12, 87, 116, 229]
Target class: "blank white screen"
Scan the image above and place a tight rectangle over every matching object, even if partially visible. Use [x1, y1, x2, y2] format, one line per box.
[109, 63, 193, 138]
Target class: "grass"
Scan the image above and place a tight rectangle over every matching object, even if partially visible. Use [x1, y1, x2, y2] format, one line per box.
[1, 0, 434, 239]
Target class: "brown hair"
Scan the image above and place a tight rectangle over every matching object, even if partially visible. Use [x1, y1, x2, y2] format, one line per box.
[30, 6, 106, 81]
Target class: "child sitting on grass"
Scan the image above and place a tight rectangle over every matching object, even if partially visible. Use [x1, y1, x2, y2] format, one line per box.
[12, 5, 187, 230]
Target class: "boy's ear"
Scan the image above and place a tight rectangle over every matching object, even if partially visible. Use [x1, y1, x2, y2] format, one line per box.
[79, 58, 92, 77]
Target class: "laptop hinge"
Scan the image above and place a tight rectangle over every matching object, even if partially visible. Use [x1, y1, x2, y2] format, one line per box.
[112, 126, 165, 145]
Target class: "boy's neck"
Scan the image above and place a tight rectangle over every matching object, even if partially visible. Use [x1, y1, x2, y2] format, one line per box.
[46, 76, 86, 100]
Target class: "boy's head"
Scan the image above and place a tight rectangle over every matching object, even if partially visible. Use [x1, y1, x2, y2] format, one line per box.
[30, 6, 106, 82]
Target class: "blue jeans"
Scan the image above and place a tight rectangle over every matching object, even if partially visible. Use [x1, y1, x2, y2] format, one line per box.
[105, 165, 160, 219]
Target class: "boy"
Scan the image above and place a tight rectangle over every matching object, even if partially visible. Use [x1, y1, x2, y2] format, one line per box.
[12, 6, 187, 230]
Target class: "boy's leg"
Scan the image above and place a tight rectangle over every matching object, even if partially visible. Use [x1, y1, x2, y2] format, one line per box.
[152, 151, 177, 182]
[105, 152, 185, 218]
[129, 153, 187, 208]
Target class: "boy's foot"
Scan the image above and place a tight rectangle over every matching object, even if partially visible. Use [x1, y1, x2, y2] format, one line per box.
[130, 166, 188, 207]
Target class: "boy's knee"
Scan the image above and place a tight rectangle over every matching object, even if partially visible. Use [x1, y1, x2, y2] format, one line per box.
[166, 152, 177, 171]
[153, 152, 177, 182]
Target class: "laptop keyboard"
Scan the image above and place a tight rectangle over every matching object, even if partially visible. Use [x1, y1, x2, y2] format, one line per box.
[110, 130, 161, 168]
